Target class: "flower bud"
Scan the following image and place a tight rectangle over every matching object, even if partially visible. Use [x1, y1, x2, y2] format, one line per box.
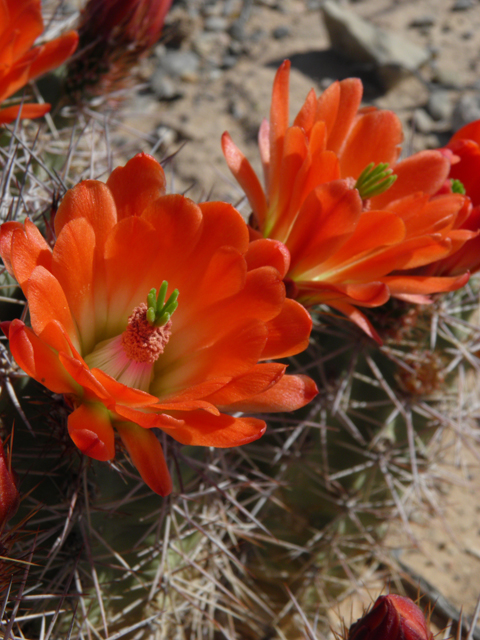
[0, 437, 19, 528]
[65, 0, 173, 101]
[348, 595, 433, 640]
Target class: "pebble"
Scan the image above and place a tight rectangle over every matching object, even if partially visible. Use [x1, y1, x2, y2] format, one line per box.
[452, 93, 480, 131]
[427, 90, 453, 122]
[150, 71, 181, 101]
[229, 21, 248, 41]
[321, 0, 430, 88]
[204, 16, 229, 32]
[409, 15, 436, 28]
[161, 50, 200, 79]
[431, 66, 465, 89]
[155, 125, 176, 148]
[273, 26, 290, 39]
[413, 108, 435, 134]
[221, 55, 238, 69]
[452, 0, 476, 10]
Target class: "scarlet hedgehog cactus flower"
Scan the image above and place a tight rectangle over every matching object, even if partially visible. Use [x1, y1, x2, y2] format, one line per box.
[222, 60, 475, 342]
[426, 119, 480, 276]
[0, 153, 316, 496]
[348, 594, 433, 640]
[0, 0, 78, 125]
[66, 0, 172, 99]
[0, 437, 19, 528]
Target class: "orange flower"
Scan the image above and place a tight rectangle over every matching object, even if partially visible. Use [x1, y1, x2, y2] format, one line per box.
[0, 0, 78, 125]
[0, 153, 316, 495]
[425, 119, 480, 276]
[222, 60, 474, 342]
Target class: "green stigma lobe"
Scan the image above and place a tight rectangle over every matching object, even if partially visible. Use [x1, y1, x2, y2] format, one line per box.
[147, 281, 179, 326]
[451, 179, 466, 195]
[355, 162, 397, 200]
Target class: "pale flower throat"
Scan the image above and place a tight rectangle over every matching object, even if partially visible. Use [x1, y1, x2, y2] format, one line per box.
[85, 292, 176, 393]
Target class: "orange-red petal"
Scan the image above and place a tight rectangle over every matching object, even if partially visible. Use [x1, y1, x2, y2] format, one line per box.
[371, 151, 450, 208]
[8, 319, 79, 394]
[223, 373, 318, 413]
[27, 266, 80, 352]
[261, 298, 312, 359]
[68, 402, 115, 461]
[159, 411, 266, 448]
[221, 132, 268, 224]
[116, 421, 172, 496]
[54, 180, 118, 251]
[106, 153, 166, 220]
[0, 103, 50, 124]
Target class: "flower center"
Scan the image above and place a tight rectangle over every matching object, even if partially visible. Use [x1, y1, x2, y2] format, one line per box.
[84, 281, 179, 393]
[355, 162, 397, 200]
[121, 303, 172, 363]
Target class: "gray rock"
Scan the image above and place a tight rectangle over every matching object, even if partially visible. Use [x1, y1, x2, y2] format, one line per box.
[222, 55, 237, 69]
[150, 71, 181, 101]
[204, 16, 229, 32]
[452, 0, 476, 10]
[321, 0, 430, 88]
[452, 93, 480, 131]
[413, 108, 435, 134]
[155, 125, 177, 148]
[409, 15, 436, 28]
[161, 50, 200, 79]
[229, 21, 247, 41]
[431, 66, 466, 89]
[427, 90, 453, 121]
[273, 26, 290, 39]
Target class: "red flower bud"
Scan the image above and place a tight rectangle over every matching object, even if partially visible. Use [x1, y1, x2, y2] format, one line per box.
[348, 595, 433, 640]
[66, 0, 173, 100]
[0, 437, 19, 528]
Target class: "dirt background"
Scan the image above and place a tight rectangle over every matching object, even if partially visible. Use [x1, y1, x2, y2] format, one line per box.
[59, 0, 480, 632]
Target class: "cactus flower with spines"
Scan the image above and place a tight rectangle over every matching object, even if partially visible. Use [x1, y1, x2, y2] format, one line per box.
[222, 60, 475, 342]
[0, 153, 317, 496]
[424, 119, 480, 276]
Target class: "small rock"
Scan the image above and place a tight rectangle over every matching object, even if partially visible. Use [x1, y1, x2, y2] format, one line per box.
[204, 16, 229, 32]
[150, 71, 182, 101]
[228, 40, 245, 56]
[273, 26, 290, 39]
[208, 68, 222, 81]
[427, 90, 453, 121]
[161, 50, 200, 80]
[250, 28, 267, 42]
[319, 77, 335, 90]
[409, 15, 435, 28]
[462, 31, 474, 39]
[452, 0, 475, 10]
[321, 0, 430, 88]
[431, 66, 466, 88]
[222, 55, 237, 69]
[413, 108, 435, 134]
[229, 21, 247, 41]
[155, 125, 176, 148]
[229, 99, 247, 120]
[452, 93, 480, 131]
